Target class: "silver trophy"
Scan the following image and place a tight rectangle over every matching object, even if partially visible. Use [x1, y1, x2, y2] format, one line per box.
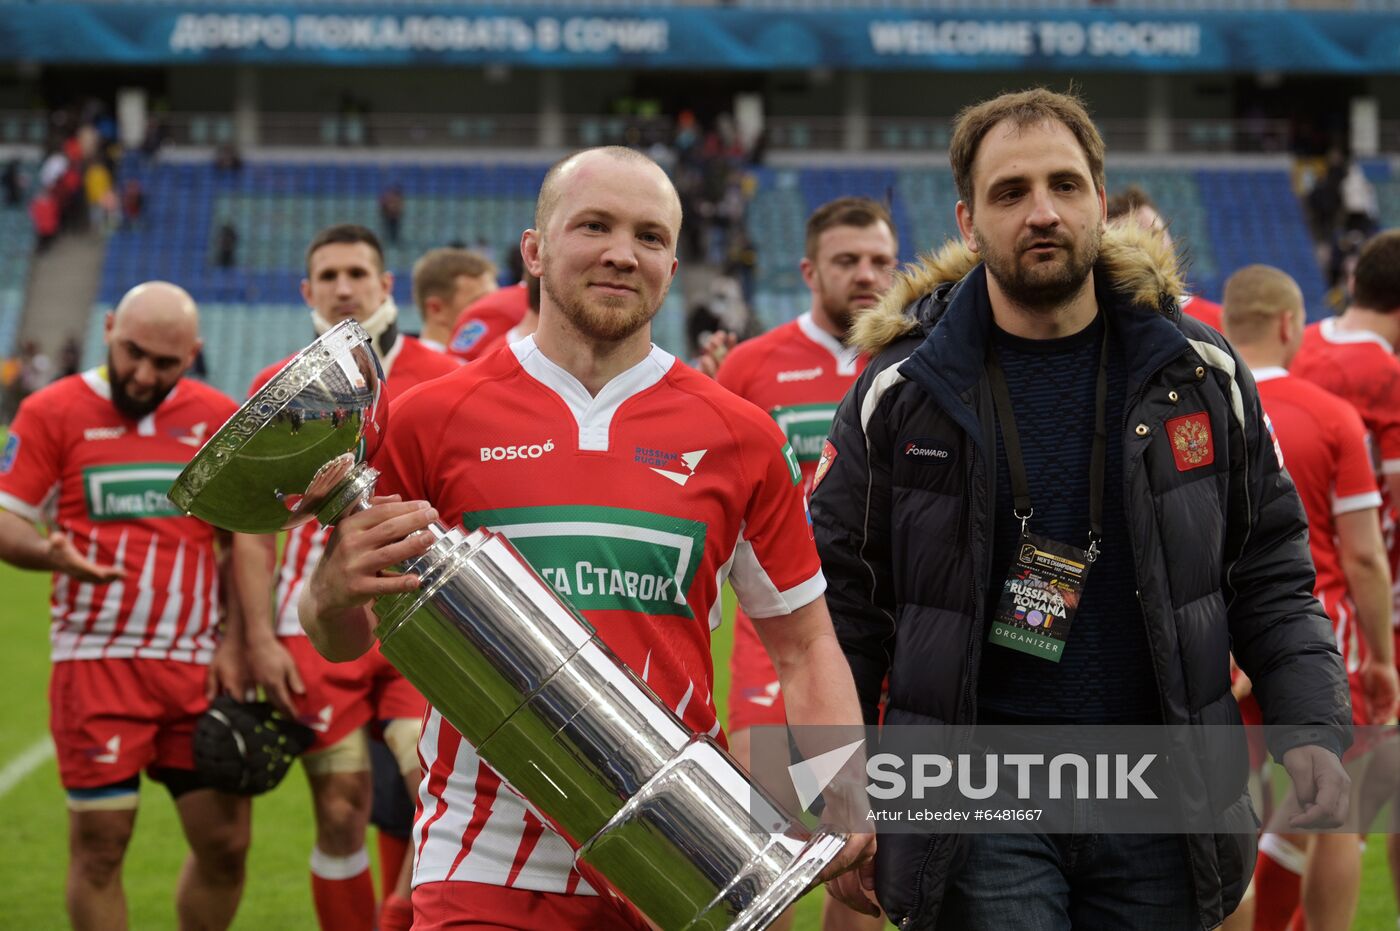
[169, 321, 847, 930]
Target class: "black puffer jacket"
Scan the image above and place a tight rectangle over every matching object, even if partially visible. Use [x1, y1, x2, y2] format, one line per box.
[811, 226, 1351, 930]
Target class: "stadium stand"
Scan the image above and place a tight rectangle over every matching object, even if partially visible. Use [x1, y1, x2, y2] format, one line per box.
[85, 157, 692, 396]
[747, 161, 1329, 328]
[0, 174, 36, 363]
[86, 156, 1337, 386]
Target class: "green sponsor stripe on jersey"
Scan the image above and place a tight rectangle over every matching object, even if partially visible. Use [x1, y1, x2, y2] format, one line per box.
[83, 463, 187, 522]
[463, 505, 708, 619]
[780, 443, 802, 486]
[771, 403, 839, 463]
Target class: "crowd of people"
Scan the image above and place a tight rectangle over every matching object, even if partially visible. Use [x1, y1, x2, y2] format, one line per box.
[2, 86, 1399, 931]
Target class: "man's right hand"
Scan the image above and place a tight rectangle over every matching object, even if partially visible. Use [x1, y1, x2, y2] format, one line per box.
[247, 637, 306, 716]
[304, 496, 438, 635]
[46, 530, 125, 583]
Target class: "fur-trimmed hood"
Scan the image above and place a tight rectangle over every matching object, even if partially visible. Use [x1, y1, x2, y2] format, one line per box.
[851, 222, 1185, 355]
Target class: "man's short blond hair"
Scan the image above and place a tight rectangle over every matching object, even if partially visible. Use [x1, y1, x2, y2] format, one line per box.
[411, 248, 497, 310]
[1222, 264, 1304, 346]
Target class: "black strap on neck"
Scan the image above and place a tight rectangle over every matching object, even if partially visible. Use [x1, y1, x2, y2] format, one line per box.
[986, 316, 1109, 562]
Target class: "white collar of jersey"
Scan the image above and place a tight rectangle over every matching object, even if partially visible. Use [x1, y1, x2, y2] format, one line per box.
[418, 336, 447, 353]
[1321, 316, 1394, 354]
[1250, 366, 1289, 383]
[510, 335, 675, 452]
[797, 312, 859, 376]
[80, 366, 172, 436]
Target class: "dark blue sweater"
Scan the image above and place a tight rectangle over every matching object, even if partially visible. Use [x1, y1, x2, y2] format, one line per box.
[978, 312, 1161, 724]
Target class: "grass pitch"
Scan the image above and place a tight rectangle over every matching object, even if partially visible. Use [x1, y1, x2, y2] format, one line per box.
[0, 561, 1395, 929]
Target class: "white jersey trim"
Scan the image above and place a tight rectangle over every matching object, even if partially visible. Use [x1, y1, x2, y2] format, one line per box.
[1250, 366, 1288, 383]
[0, 489, 43, 524]
[511, 336, 675, 452]
[1383, 459, 1400, 477]
[797, 312, 860, 377]
[1333, 490, 1383, 516]
[378, 331, 407, 379]
[1320, 317, 1394, 354]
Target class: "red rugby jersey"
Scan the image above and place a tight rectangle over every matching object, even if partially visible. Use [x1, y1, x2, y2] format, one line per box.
[1181, 294, 1223, 333]
[250, 334, 461, 637]
[377, 336, 823, 893]
[0, 370, 237, 663]
[1255, 368, 1381, 671]
[1292, 318, 1400, 613]
[717, 312, 866, 494]
[447, 283, 529, 362]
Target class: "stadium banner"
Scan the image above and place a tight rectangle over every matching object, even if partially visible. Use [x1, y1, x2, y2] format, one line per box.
[750, 724, 1398, 834]
[7, 6, 1400, 71]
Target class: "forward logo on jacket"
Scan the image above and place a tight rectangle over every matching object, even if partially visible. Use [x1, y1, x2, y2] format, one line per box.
[1167, 413, 1215, 471]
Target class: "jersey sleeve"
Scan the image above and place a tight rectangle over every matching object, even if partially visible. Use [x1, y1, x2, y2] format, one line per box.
[369, 389, 434, 504]
[1370, 363, 1400, 478]
[448, 307, 510, 361]
[715, 342, 754, 398]
[0, 392, 63, 522]
[1331, 402, 1382, 515]
[727, 414, 826, 618]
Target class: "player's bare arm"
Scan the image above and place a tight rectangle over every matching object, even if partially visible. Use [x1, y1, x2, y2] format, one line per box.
[750, 595, 879, 918]
[232, 531, 306, 713]
[1335, 507, 1398, 721]
[298, 495, 437, 663]
[0, 508, 125, 583]
[206, 528, 251, 700]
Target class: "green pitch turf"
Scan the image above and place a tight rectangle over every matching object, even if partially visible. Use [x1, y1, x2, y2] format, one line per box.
[0, 558, 1393, 929]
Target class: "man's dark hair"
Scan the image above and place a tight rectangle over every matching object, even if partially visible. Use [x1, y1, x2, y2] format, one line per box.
[1352, 230, 1400, 313]
[804, 197, 897, 261]
[1106, 185, 1158, 222]
[305, 223, 385, 275]
[948, 88, 1106, 209]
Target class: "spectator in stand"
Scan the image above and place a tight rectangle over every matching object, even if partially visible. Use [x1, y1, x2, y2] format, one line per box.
[1106, 185, 1224, 332]
[215, 222, 238, 269]
[411, 247, 497, 354]
[214, 143, 243, 174]
[378, 185, 404, 246]
[1340, 161, 1379, 238]
[3, 158, 25, 208]
[57, 335, 82, 379]
[30, 186, 60, 252]
[121, 178, 145, 229]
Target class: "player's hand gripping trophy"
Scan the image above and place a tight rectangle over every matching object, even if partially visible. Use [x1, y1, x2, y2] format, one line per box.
[170, 321, 853, 931]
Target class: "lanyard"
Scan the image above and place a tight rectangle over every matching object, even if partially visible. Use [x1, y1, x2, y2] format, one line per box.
[986, 317, 1108, 563]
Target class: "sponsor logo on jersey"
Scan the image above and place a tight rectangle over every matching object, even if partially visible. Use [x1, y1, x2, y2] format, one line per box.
[451, 320, 489, 353]
[83, 462, 186, 522]
[771, 403, 839, 464]
[480, 440, 555, 461]
[0, 433, 17, 473]
[175, 421, 209, 448]
[777, 367, 823, 383]
[1166, 413, 1215, 471]
[89, 735, 121, 764]
[742, 680, 782, 708]
[84, 426, 127, 441]
[781, 442, 802, 486]
[651, 449, 707, 486]
[903, 438, 954, 463]
[464, 504, 707, 619]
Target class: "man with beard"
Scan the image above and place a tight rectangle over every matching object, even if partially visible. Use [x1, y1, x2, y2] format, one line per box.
[0, 282, 250, 930]
[232, 224, 459, 931]
[298, 146, 878, 928]
[811, 89, 1351, 929]
[712, 196, 896, 931]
